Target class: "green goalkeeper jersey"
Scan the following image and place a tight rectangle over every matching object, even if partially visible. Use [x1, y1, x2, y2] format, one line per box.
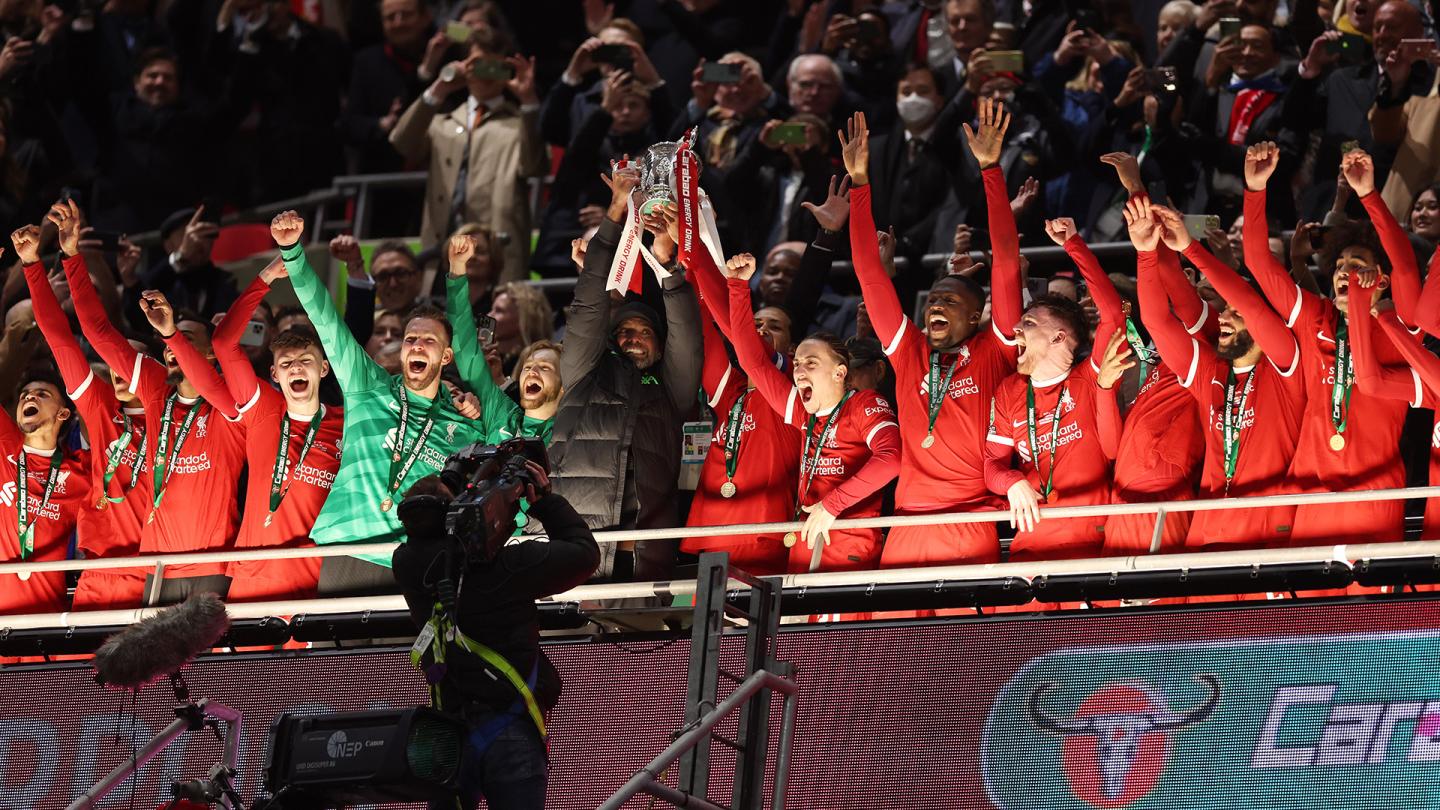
[283, 243, 499, 566]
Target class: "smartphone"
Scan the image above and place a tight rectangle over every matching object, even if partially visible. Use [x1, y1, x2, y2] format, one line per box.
[1325, 32, 1368, 56]
[444, 21, 472, 43]
[471, 59, 514, 80]
[988, 50, 1024, 72]
[87, 229, 125, 253]
[591, 43, 633, 68]
[476, 314, 496, 347]
[770, 123, 808, 146]
[1399, 38, 1439, 62]
[700, 61, 743, 84]
[1071, 7, 1102, 33]
[855, 15, 883, 41]
[1218, 17, 1242, 39]
[1182, 214, 1221, 241]
[1144, 66, 1177, 92]
[239, 320, 267, 348]
[1309, 225, 1331, 251]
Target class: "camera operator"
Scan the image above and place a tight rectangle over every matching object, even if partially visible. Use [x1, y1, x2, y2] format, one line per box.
[393, 442, 599, 810]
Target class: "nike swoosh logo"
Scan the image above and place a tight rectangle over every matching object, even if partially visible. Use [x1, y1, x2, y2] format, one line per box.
[1317, 331, 1335, 345]
[1012, 419, 1028, 428]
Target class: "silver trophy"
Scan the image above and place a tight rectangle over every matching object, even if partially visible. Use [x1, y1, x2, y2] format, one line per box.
[637, 141, 682, 216]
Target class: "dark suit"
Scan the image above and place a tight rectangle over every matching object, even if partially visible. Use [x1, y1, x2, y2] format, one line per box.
[1184, 71, 1297, 224]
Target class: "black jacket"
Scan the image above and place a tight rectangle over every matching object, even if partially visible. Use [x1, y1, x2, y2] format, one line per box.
[393, 492, 599, 713]
[547, 216, 702, 578]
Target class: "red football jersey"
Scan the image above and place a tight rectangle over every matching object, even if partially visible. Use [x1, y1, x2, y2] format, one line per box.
[986, 363, 1113, 559]
[226, 385, 344, 600]
[1283, 294, 1415, 543]
[0, 435, 91, 615]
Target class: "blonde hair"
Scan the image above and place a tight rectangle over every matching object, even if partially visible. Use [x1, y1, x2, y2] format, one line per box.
[495, 282, 554, 347]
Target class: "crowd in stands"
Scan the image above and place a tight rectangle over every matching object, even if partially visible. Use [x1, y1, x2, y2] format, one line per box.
[1, 0, 1440, 618]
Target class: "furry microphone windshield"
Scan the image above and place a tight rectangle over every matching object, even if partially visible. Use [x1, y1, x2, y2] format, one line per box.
[93, 593, 230, 690]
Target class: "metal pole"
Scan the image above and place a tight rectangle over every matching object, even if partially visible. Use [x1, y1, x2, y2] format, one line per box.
[144, 561, 165, 607]
[1148, 508, 1168, 554]
[68, 714, 191, 809]
[642, 780, 730, 810]
[772, 678, 798, 810]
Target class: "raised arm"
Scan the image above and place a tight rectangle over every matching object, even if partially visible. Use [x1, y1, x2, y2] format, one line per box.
[136, 290, 238, 419]
[1348, 274, 1423, 405]
[1346, 150, 1422, 329]
[1127, 200, 1212, 393]
[561, 167, 635, 387]
[48, 203, 151, 384]
[726, 257, 801, 427]
[838, 113, 909, 345]
[1242, 142, 1315, 324]
[969, 98, 1022, 347]
[1158, 243, 1214, 339]
[210, 272, 274, 407]
[1156, 203, 1299, 373]
[1092, 330, 1132, 459]
[1378, 312, 1440, 407]
[14, 227, 92, 394]
[271, 211, 386, 393]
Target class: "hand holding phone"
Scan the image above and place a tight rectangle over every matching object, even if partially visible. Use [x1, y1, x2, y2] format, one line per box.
[700, 61, 743, 84]
[1182, 214, 1221, 241]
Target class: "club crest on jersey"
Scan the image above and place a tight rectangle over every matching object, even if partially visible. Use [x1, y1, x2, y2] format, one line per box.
[446, 422, 458, 441]
[195, 414, 209, 438]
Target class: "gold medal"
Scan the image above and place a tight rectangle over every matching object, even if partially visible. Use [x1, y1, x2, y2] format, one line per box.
[95, 497, 108, 511]
[264, 513, 274, 528]
[921, 433, 936, 449]
[392, 452, 402, 463]
[380, 497, 394, 512]
[720, 480, 737, 498]
[783, 531, 798, 548]
[1329, 433, 1346, 452]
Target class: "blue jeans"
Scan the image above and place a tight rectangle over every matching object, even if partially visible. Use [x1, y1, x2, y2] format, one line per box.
[429, 711, 547, 810]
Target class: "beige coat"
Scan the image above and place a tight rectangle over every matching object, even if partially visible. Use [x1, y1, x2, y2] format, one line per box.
[390, 95, 545, 282]
[1376, 73, 1440, 221]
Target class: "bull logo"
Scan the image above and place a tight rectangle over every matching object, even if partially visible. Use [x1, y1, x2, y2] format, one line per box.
[1027, 675, 1219, 808]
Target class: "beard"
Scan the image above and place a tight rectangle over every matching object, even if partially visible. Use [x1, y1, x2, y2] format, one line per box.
[165, 367, 185, 386]
[1216, 329, 1256, 360]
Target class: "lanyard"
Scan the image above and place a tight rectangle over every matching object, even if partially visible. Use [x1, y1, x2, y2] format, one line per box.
[266, 407, 325, 526]
[797, 389, 852, 509]
[98, 414, 146, 507]
[1331, 320, 1353, 437]
[412, 602, 546, 737]
[1025, 380, 1067, 500]
[1124, 318, 1155, 385]
[17, 448, 64, 558]
[925, 350, 962, 440]
[722, 391, 748, 482]
[151, 393, 203, 513]
[384, 378, 443, 508]
[1223, 365, 1256, 491]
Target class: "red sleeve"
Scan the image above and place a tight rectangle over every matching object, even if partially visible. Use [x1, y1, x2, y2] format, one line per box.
[1137, 250, 1210, 395]
[1360, 192, 1421, 329]
[1159, 244, 1214, 339]
[984, 167, 1022, 350]
[699, 292, 738, 407]
[1350, 300, 1423, 405]
[162, 332, 240, 419]
[62, 253, 152, 385]
[0, 409, 22, 448]
[984, 384, 1026, 495]
[1243, 189, 1314, 326]
[819, 394, 900, 514]
[849, 183, 908, 346]
[1065, 235, 1124, 327]
[1379, 312, 1440, 407]
[1094, 380, 1121, 460]
[23, 262, 92, 393]
[212, 276, 269, 408]
[1182, 240, 1299, 373]
[728, 276, 800, 426]
[1415, 248, 1440, 337]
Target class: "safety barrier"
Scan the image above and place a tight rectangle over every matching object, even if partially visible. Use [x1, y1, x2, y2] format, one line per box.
[2, 486, 1436, 630]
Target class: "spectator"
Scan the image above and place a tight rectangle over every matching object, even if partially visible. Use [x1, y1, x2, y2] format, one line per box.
[1156, 0, 1200, 57]
[434, 222, 503, 312]
[539, 18, 671, 149]
[1283, 0, 1433, 220]
[487, 279, 554, 379]
[728, 113, 833, 253]
[1371, 33, 1440, 222]
[390, 27, 544, 278]
[629, 0, 745, 111]
[128, 206, 240, 328]
[827, 10, 904, 129]
[1404, 183, 1439, 250]
[547, 165, 701, 581]
[756, 241, 807, 311]
[0, 103, 53, 238]
[939, 0, 996, 94]
[370, 240, 425, 313]
[786, 53, 845, 127]
[884, 0, 954, 70]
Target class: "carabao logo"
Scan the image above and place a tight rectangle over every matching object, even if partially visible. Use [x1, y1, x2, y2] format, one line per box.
[1028, 676, 1219, 807]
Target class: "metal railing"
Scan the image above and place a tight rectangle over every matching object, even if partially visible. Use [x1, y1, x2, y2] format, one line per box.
[600, 668, 799, 810]
[1, 486, 1437, 630]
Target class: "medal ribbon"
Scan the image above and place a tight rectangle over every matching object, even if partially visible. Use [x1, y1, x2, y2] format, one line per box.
[722, 391, 748, 482]
[1331, 320, 1353, 438]
[268, 406, 325, 520]
[99, 414, 146, 504]
[1124, 318, 1155, 384]
[1223, 365, 1257, 488]
[925, 351, 962, 436]
[797, 389, 853, 512]
[386, 378, 443, 503]
[1025, 381, 1067, 500]
[18, 448, 64, 558]
[151, 393, 203, 511]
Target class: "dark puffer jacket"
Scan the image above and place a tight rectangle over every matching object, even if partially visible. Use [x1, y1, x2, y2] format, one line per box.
[548, 216, 702, 579]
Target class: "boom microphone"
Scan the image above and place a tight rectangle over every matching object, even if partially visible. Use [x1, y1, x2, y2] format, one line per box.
[93, 593, 230, 690]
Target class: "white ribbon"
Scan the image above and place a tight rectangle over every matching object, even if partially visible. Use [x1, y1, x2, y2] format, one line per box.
[605, 195, 672, 293]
